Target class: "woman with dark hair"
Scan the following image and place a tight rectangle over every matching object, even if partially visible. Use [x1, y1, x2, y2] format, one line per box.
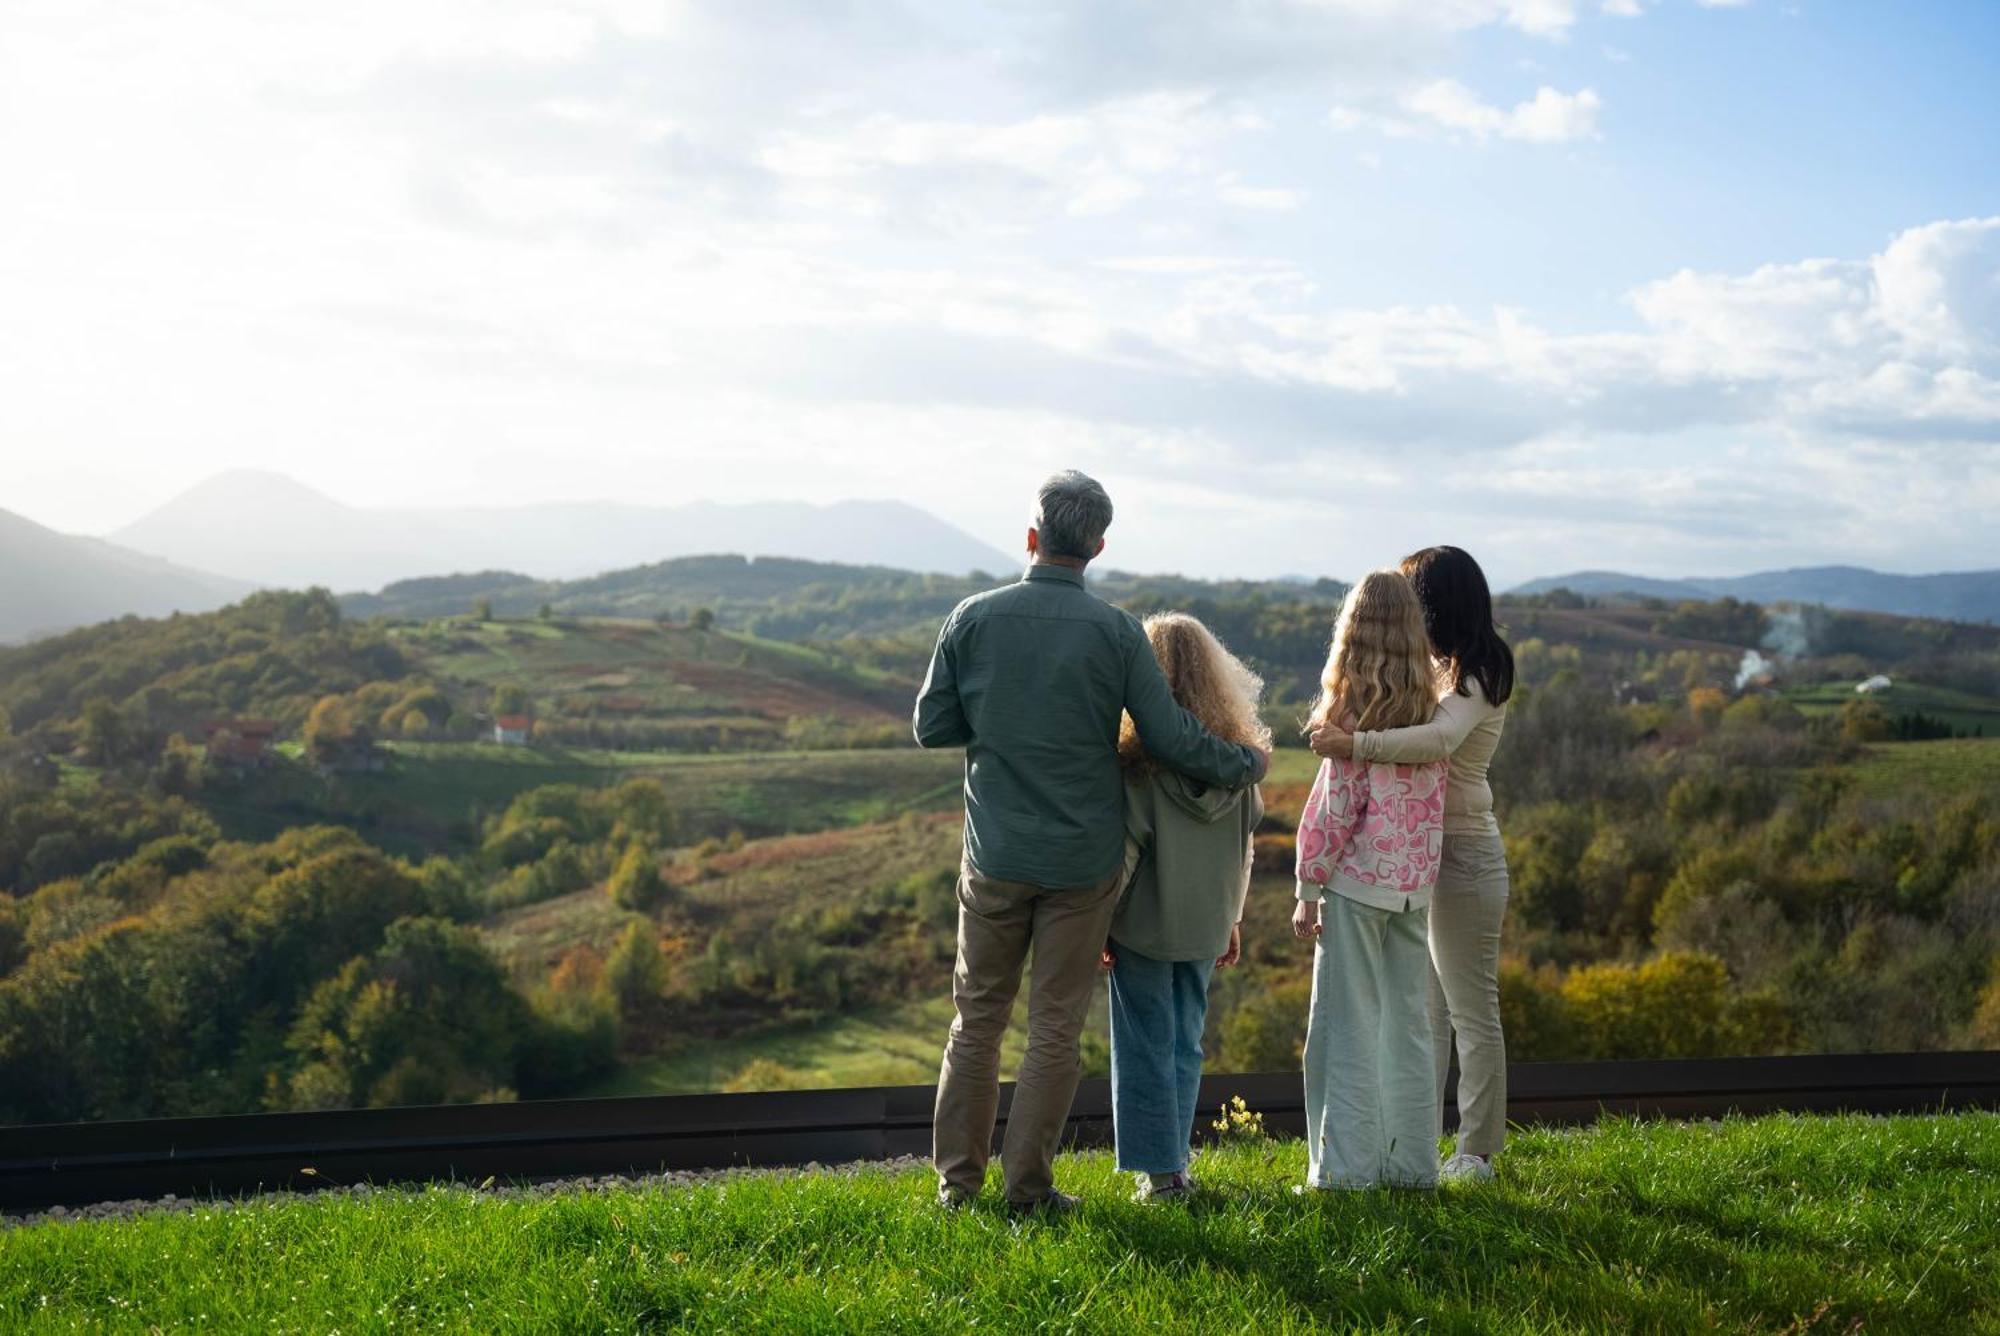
[1310, 545, 1514, 1183]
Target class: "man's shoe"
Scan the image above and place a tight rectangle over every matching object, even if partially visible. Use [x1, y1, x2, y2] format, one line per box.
[1438, 1153, 1495, 1185]
[937, 1183, 976, 1211]
[1008, 1189, 1080, 1219]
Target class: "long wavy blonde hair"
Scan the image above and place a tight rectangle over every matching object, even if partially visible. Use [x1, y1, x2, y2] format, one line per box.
[1306, 570, 1438, 734]
[1118, 613, 1274, 778]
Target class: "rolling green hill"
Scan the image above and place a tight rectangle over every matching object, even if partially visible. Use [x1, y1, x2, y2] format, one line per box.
[343, 556, 1350, 650]
[0, 596, 922, 770]
[0, 588, 406, 745]
[1785, 680, 2000, 737]
[392, 616, 914, 748]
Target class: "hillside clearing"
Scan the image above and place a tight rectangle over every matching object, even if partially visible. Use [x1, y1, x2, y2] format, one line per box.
[579, 992, 1077, 1096]
[4, 1112, 1994, 1332]
[1785, 680, 2000, 737]
[1851, 738, 2000, 797]
[394, 618, 914, 739]
[194, 745, 965, 856]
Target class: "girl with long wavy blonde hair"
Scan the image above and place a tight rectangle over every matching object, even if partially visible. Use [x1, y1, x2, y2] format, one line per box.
[1106, 612, 1268, 1202]
[1291, 569, 1451, 1191]
[1306, 569, 1439, 736]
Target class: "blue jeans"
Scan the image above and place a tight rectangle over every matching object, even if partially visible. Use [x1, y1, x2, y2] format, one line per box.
[1108, 944, 1215, 1176]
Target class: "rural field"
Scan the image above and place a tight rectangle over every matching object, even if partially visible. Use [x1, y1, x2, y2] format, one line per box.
[1852, 737, 2000, 797]
[4, 1112, 1995, 1332]
[1786, 679, 2000, 738]
[2, 575, 1999, 1127]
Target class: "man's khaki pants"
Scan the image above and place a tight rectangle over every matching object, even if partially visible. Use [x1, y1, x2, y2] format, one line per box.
[932, 860, 1123, 1206]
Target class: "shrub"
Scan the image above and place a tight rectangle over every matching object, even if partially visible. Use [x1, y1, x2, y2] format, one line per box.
[1968, 958, 2000, 1047]
[607, 842, 670, 912]
[1497, 959, 1574, 1061]
[1505, 803, 1595, 936]
[1216, 976, 1310, 1072]
[1560, 951, 1782, 1059]
[279, 917, 530, 1112]
[723, 1058, 811, 1092]
[604, 921, 669, 1023]
[1841, 699, 1892, 743]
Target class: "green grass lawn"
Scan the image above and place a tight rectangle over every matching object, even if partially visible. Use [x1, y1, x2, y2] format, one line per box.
[1786, 679, 2000, 737]
[586, 994, 985, 1095]
[1851, 737, 2000, 798]
[380, 742, 963, 837]
[394, 618, 911, 732]
[1263, 744, 1321, 786]
[583, 990, 1111, 1097]
[192, 744, 965, 857]
[4, 1113, 1994, 1332]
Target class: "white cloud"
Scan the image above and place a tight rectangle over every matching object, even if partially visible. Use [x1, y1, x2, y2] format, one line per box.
[1004, 0, 1588, 97]
[1215, 174, 1305, 211]
[756, 94, 1255, 229]
[1408, 79, 1603, 142]
[2, 0, 1990, 583]
[1333, 80, 1602, 143]
[1502, 0, 1582, 39]
[1622, 218, 2000, 434]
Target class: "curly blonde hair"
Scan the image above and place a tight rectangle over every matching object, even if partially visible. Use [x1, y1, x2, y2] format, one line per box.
[1306, 570, 1438, 734]
[1118, 613, 1274, 778]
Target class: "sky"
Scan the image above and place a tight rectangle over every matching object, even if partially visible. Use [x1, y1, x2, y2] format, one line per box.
[2, 0, 1997, 588]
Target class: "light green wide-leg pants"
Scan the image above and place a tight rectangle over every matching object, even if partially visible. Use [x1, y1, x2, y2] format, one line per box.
[1302, 894, 1438, 1189]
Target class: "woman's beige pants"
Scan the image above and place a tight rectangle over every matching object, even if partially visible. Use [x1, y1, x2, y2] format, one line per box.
[1428, 832, 1511, 1158]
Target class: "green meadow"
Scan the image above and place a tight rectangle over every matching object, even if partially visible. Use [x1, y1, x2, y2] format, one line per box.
[5, 1112, 1995, 1333]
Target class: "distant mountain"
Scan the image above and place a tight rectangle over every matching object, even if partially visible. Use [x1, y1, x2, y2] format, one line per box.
[1510, 570, 1712, 603]
[109, 471, 1019, 590]
[1513, 566, 2000, 624]
[0, 507, 254, 642]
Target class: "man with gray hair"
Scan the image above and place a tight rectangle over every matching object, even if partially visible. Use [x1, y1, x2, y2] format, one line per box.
[915, 469, 1269, 1214]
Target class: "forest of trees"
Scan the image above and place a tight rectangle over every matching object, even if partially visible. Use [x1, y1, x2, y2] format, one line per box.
[0, 825, 613, 1123]
[2, 577, 1998, 1125]
[1213, 673, 2000, 1072]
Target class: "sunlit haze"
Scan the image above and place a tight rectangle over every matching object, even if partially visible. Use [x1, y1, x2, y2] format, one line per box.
[3, 0, 1997, 587]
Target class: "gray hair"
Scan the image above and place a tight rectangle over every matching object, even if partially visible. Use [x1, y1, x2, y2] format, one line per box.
[1033, 470, 1114, 561]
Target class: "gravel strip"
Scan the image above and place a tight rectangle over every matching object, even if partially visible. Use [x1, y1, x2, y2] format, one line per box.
[1, 1154, 935, 1231]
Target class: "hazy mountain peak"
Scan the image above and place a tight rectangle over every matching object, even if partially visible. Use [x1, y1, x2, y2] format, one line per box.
[157, 469, 359, 513]
[1513, 565, 2000, 623]
[0, 506, 254, 642]
[107, 471, 1018, 591]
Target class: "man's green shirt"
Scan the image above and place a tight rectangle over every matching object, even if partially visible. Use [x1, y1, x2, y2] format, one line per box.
[913, 564, 1266, 888]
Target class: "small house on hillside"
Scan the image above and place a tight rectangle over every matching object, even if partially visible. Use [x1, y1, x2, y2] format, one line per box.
[1614, 680, 1660, 706]
[204, 719, 279, 766]
[1856, 675, 1893, 695]
[494, 714, 533, 746]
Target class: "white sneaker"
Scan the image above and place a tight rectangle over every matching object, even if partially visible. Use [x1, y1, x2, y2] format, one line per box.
[1439, 1153, 1495, 1184]
[1135, 1172, 1195, 1202]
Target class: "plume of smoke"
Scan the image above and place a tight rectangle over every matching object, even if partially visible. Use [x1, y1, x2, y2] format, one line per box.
[1763, 607, 1810, 659]
[1735, 649, 1775, 692]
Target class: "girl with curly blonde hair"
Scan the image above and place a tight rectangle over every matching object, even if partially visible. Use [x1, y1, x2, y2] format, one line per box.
[1107, 613, 1270, 1201]
[1293, 570, 1450, 1191]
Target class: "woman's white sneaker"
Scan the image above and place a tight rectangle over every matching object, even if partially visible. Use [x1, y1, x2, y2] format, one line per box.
[1439, 1153, 1495, 1184]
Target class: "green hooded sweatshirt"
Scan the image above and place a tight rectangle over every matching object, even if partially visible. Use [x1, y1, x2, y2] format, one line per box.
[1111, 770, 1263, 962]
